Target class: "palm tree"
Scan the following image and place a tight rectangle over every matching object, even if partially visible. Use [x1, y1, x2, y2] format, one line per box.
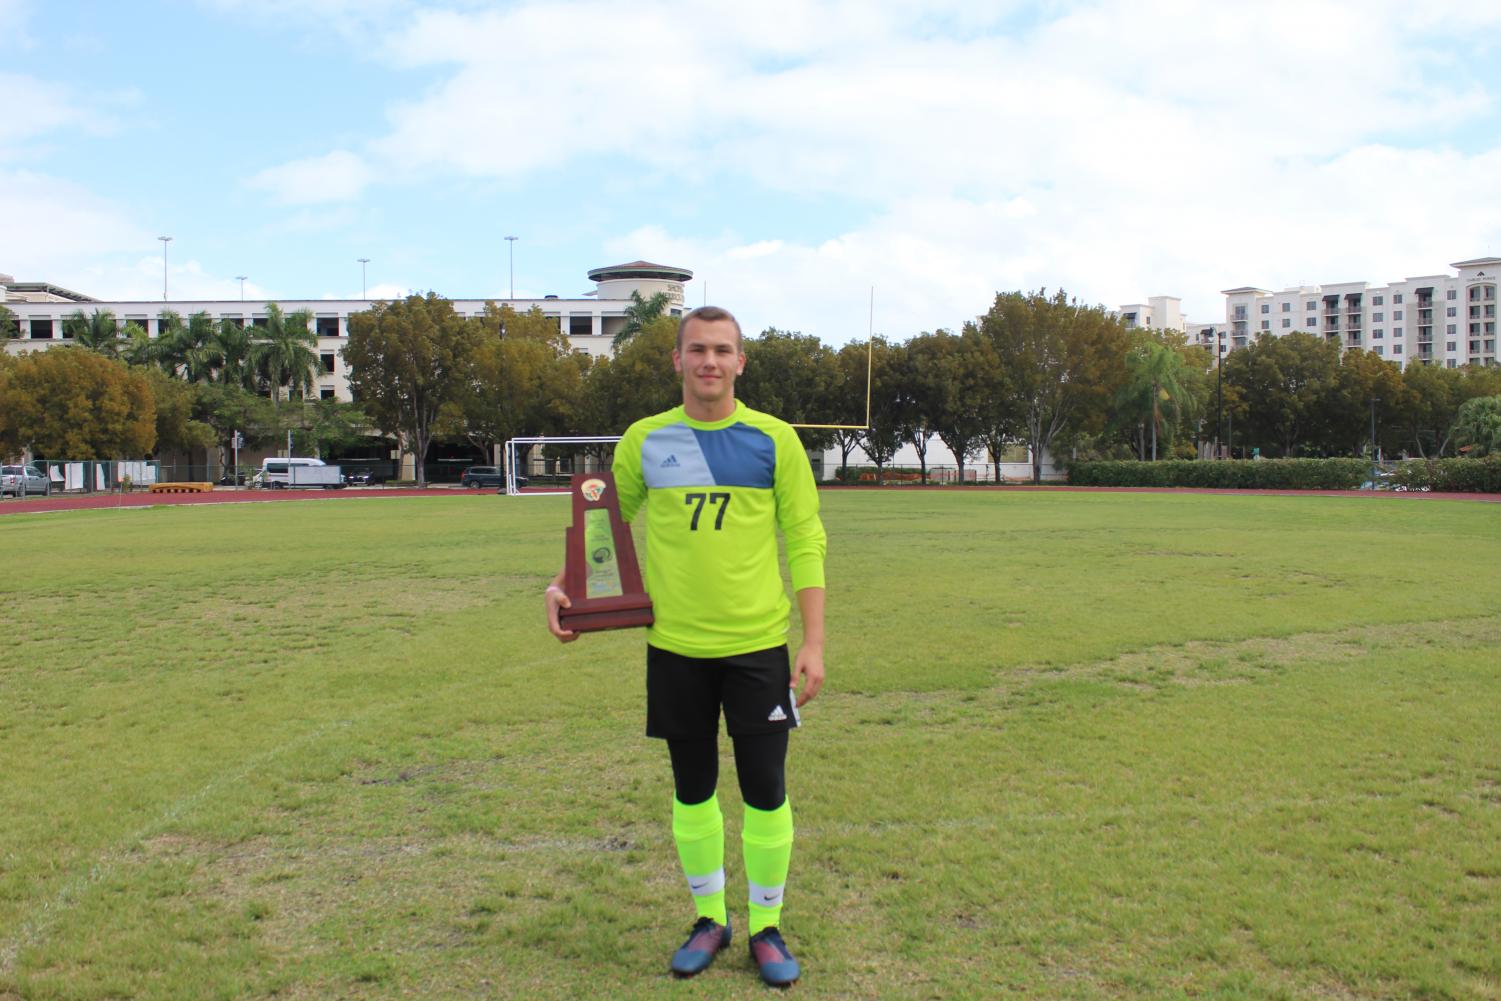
[251, 303, 320, 403]
[119, 322, 155, 367]
[1123, 341, 1189, 461]
[612, 290, 671, 348]
[63, 308, 121, 356]
[213, 317, 255, 390]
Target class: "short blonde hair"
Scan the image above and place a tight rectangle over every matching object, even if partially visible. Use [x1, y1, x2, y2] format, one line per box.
[677, 305, 743, 349]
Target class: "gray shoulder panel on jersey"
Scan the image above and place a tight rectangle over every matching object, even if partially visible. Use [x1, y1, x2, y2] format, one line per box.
[642, 423, 717, 488]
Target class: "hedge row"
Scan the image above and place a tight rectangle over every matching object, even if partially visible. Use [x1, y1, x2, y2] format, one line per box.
[1390, 455, 1501, 493]
[1068, 458, 1371, 490]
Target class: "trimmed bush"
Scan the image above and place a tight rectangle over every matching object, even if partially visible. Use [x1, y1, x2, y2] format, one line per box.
[1389, 456, 1501, 493]
[1068, 459, 1370, 490]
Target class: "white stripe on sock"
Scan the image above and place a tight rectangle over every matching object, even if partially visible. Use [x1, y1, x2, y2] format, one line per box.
[748, 880, 784, 908]
[685, 868, 725, 896]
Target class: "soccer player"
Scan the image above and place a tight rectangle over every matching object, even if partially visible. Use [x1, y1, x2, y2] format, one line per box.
[545, 305, 826, 987]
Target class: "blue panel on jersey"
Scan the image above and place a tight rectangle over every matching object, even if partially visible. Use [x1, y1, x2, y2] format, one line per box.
[692, 424, 776, 488]
[642, 424, 717, 488]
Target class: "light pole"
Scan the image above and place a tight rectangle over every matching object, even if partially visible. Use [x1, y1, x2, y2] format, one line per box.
[1214, 329, 1224, 459]
[504, 236, 517, 299]
[157, 236, 173, 300]
[235, 276, 247, 301]
[358, 258, 370, 299]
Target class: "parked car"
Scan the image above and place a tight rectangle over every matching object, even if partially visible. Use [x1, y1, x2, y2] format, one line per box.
[1, 464, 50, 497]
[346, 468, 385, 485]
[461, 466, 505, 488]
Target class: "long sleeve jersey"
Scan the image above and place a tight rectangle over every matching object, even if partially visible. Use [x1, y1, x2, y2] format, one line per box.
[613, 402, 826, 659]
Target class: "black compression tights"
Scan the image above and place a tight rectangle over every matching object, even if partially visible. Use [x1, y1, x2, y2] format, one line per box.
[667, 732, 788, 812]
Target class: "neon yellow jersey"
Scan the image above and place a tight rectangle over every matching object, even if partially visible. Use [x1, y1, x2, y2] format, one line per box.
[613, 402, 826, 659]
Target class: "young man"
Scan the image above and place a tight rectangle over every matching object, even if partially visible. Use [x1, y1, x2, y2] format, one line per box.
[545, 305, 826, 986]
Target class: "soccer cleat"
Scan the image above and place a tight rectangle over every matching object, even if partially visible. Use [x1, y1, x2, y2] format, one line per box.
[670, 916, 731, 977]
[748, 926, 801, 987]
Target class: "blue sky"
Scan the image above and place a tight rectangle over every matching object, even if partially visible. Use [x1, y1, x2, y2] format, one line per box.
[4, 0, 1500, 343]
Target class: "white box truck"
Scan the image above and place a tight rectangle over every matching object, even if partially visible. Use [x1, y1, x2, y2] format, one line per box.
[256, 458, 346, 489]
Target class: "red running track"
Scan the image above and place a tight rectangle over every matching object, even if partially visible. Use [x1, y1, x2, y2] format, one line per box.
[0, 487, 490, 516]
[3, 484, 1499, 517]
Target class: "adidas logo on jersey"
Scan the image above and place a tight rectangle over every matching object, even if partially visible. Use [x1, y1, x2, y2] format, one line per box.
[767, 705, 787, 722]
[661, 454, 680, 468]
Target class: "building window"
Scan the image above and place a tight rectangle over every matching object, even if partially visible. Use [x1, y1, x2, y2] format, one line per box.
[1470, 286, 1481, 300]
[1261, 303, 1270, 314]
[320, 353, 336, 374]
[1448, 289, 1458, 300]
[320, 387, 335, 400]
[1261, 320, 1270, 330]
[1393, 344, 1403, 355]
[1393, 310, 1403, 320]
[1472, 340, 1482, 352]
[1472, 324, 1481, 335]
[1372, 295, 1384, 305]
[1448, 324, 1457, 335]
[1306, 301, 1316, 311]
[1447, 306, 1457, 317]
[1374, 346, 1384, 356]
[1446, 341, 1457, 351]
[1372, 329, 1383, 339]
[1392, 328, 1403, 338]
[1282, 302, 1291, 312]
[1308, 316, 1318, 327]
[1394, 294, 1403, 303]
[1373, 312, 1384, 322]
[1282, 318, 1291, 328]
[316, 316, 340, 337]
[1448, 359, 1458, 368]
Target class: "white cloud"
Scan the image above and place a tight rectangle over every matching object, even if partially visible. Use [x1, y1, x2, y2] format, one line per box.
[0, 73, 124, 154]
[248, 150, 372, 204]
[230, 0, 1501, 329]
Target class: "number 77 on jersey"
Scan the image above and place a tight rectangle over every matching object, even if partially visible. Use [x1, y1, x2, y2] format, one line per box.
[559, 471, 655, 633]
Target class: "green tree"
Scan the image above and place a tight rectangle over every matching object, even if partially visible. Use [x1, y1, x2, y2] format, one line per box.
[441, 304, 586, 463]
[290, 399, 370, 459]
[63, 308, 121, 357]
[1119, 340, 1190, 461]
[737, 328, 839, 453]
[119, 321, 154, 368]
[1, 304, 18, 339]
[828, 340, 873, 478]
[978, 289, 1129, 483]
[252, 303, 319, 403]
[1224, 332, 1341, 456]
[1453, 395, 1501, 457]
[344, 293, 483, 487]
[908, 330, 987, 483]
[1321, 348, 1405, 457]
[192, 383, 280, 476]
[591, 315, 682, 430]
[613, 290, 672, 348]
[144, 369, 217, 455]
[858, 337, 910, 483]
[0, 348, 155, 458]
[213, 317, 256, 390]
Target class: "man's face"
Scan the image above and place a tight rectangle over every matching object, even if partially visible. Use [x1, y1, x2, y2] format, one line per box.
[673, 317, 744, 408]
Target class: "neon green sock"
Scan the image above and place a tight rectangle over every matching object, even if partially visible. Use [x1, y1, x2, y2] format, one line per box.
[672, 795, 726, 925]
[742, 799, 794, 935]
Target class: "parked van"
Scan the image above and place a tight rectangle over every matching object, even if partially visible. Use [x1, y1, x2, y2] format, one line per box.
[255, 457, 345, 489]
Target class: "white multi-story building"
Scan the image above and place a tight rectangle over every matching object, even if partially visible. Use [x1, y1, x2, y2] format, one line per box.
[1117, 295, 1186, 333]
[1203, 257, 1500, 369]
[1, 260, 695, 401]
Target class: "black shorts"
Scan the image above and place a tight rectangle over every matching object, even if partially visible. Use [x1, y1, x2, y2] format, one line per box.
[646, 644, 800, 740]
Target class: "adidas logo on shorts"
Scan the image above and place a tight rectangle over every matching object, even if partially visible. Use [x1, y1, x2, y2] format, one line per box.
[767, 705, 787, 722]
[661, 455, 680, 468]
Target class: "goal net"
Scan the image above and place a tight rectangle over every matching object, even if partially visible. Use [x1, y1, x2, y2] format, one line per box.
[502, 435, 621, 496]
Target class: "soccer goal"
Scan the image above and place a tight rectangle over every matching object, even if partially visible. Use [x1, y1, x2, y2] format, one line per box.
[503, 435, 622, 496]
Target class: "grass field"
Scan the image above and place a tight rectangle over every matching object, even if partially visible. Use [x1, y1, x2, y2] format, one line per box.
[2, 490, 1499, 1000]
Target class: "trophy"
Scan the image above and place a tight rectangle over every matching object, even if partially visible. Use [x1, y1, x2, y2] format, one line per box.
[559, 471, 654, 632]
